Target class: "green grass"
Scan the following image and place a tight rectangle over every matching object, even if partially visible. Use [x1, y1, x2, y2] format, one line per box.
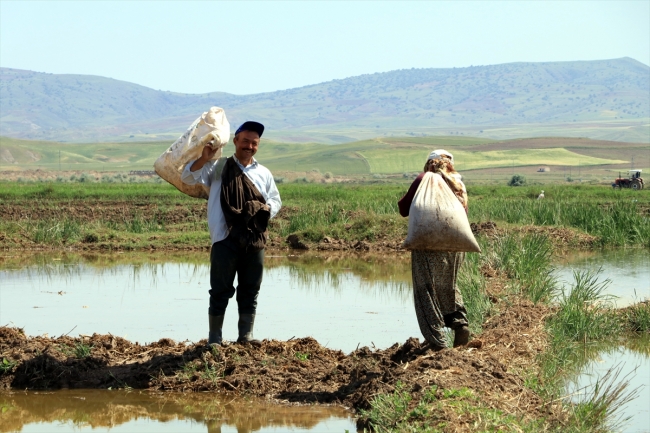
[621, 303, 650, 333]
[0, 180, 182, 200]
[272, 183, 405, 243]
[58, 342, 93, 359]
[360, 383, 543, 433]
[361, 147, 621, 174]
[1, 183, 649, 250]
[549, 270, 620, 343]
[0, 136, 170, 171]
[485, 233, 557, 303]
[457, 242, 492, 335]
[526, 269, 643, 433]
[0, 358, 18, 374]
[469, 185, 650, 247]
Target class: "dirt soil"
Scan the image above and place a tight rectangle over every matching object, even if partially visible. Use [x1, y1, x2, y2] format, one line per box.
[0, 274, 554, 430]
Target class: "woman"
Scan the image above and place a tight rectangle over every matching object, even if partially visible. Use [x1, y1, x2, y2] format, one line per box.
[398, 149, 470, 350]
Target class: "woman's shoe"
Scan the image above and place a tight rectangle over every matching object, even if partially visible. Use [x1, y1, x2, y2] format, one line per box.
[453, 326, 470, 347]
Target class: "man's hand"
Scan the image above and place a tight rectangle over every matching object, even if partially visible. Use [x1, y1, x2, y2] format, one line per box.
[201, 143, 219, 161]
[190, 144, 219, 172]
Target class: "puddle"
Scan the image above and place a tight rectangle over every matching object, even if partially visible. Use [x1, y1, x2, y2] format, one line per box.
[0, 252, 417, 353]
[555, 249, 650, 307]
[0, 389, 357, 432]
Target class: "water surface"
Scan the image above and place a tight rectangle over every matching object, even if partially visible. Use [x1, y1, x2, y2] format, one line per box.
[555, 249, 650, 306]
[2, 249, 650, 432]
[0, 251, 417, 353]
[0, 389, 356, 433]
[565, 338, 650, 433]
[556, 249, 650, 433]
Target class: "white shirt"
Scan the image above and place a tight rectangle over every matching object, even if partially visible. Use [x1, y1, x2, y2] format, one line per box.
[181, 155, 282, 245]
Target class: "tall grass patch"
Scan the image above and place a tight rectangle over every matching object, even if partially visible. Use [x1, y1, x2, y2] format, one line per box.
[549, 270, 620, 343]
[528, 269, 641, 433]
[457, 241, 492, 335]
[621, 302, 650, 333]
[485, 233, 557, 303]
[18, 219, 82, 245]
[273, 184, 407, 243]
[471, 187, 650, 247]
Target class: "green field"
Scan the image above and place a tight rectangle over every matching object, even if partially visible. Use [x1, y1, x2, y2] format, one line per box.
[0, 136, 170, 171]
[0, 135, 646, 181]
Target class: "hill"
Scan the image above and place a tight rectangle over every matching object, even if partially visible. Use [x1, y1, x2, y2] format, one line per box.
[1, 58, 649, 143]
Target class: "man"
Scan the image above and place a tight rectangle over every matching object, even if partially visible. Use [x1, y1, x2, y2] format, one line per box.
[181, 121, 281, 346]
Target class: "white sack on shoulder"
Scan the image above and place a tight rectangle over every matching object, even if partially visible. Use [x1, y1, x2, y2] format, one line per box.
[153, 107, 230, 199]
[403, 172, 481, 252]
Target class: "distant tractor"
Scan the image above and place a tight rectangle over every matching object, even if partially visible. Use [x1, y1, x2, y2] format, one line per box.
[612, 170, 644, 190]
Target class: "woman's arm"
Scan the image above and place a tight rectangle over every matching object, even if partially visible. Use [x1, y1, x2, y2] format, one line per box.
[397, 173, 425, 217]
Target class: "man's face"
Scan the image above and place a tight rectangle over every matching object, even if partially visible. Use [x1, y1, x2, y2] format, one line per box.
[233, 130, 260, 162]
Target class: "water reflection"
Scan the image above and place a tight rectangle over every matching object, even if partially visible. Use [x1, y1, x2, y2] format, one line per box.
[555, 249, 650, 307]
[0, 390, 356, 433]
[0, 251, 419, 353]
[565, 336, 650, 433]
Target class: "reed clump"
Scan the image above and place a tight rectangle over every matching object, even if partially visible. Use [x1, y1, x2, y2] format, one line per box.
[457, 238, 492, 335]
[481, 232, 557, 303]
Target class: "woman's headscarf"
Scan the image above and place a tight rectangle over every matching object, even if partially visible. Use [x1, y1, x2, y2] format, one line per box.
[425, 149, 468, 210]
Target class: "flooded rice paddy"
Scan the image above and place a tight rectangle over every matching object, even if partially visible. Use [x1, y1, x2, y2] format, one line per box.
[0, 252, 417, 352]
[1, 249, 649, 432]
[555, 248, 650, 307]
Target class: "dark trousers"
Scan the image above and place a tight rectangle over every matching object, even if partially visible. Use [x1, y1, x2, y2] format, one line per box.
[209, 239, 264, 316]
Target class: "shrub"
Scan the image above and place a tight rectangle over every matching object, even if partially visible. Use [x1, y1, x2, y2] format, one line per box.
[79, 173, 94, 183]
[508, 174, 526, 187]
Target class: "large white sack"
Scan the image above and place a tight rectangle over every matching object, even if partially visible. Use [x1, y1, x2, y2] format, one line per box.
[154, 107, 230, 199]
[403, 172, 481, 252]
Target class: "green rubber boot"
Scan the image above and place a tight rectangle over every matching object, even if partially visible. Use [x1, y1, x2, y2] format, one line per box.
[237, 314, 261, 346]
[208, 314, 225, 346]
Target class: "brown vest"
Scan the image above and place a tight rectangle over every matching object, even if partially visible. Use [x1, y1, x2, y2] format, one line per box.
[220, 157, 270, 252]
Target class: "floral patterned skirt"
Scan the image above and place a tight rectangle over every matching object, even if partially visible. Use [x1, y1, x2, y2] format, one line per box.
[411, 250, 468, 348]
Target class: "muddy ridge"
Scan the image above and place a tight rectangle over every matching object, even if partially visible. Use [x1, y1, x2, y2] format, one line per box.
[0, 290, 552, 429]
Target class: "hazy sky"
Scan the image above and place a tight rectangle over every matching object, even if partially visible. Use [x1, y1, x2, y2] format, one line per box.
[1, 1, 648, 95]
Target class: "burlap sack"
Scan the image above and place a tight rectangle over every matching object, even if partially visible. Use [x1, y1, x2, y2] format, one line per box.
[154, 107, 230, 199]
[403, 172, 481, 252]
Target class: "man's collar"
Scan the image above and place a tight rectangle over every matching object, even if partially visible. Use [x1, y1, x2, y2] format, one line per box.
[232, 155, 258, 168]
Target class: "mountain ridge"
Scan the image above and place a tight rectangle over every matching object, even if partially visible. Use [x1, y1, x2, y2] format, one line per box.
[1, 57, 648, 143]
